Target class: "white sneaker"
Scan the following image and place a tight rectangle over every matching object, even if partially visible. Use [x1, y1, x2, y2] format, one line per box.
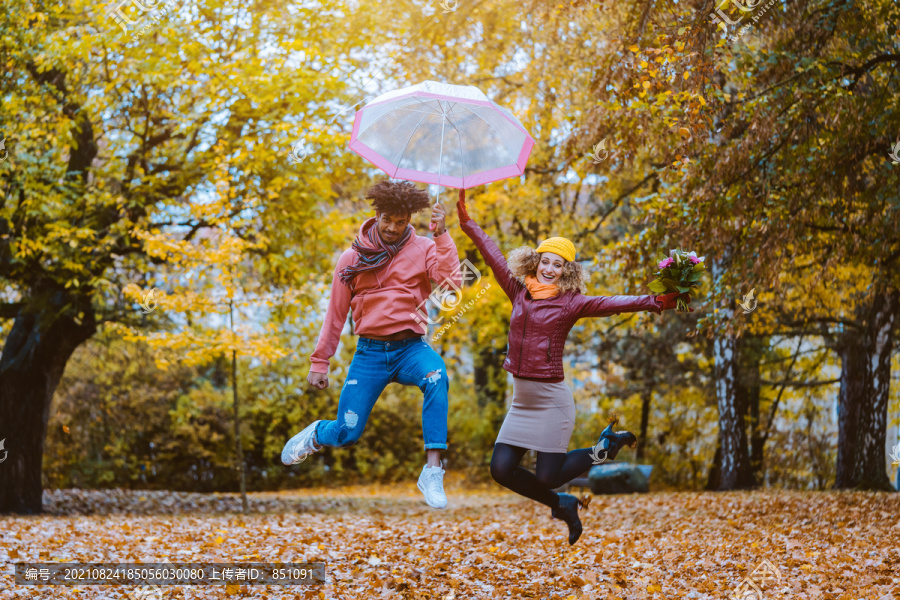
[281, 420, 322, 466]
[417, 463, 447, 509]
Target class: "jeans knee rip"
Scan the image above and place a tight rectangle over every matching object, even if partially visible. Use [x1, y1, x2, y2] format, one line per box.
[343, 410, 359, 429]
[424, 369, 443, 384]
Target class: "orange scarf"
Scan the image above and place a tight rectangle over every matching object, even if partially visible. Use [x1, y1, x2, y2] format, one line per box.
[525, 275, 560, 299]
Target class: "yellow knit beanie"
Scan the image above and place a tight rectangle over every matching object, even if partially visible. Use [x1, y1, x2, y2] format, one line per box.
[536, 237, 576, 262]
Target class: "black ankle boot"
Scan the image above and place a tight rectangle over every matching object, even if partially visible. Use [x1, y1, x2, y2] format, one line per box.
[551, 493, 586, 545]
[595, 414, 637, 463]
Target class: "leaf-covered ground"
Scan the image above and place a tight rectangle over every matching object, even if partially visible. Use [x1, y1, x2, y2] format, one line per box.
[1, 482, 898, 599]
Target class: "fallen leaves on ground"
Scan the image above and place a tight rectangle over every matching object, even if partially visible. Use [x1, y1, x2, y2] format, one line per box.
[1, 484, 898, 599]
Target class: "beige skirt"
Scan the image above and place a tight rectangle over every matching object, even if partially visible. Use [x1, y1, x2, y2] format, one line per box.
[495, 377, 575, 453]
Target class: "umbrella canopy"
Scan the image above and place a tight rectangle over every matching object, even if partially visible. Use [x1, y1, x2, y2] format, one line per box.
[348, 80, 535, 190]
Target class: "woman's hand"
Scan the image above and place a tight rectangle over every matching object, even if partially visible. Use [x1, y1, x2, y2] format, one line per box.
[656, 291, 693, 312]
[456, 188, 471, 223]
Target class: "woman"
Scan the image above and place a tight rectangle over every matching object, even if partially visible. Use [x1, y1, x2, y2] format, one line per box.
[456, 190, 689, 545]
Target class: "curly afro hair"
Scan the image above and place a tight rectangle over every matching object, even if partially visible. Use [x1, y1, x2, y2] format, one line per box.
[507, 246, 589, 294]
[365, 179, 432, 216]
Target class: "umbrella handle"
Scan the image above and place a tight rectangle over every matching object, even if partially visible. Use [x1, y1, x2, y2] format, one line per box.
[429, 196, 442, 231]
[435, 189, 464, 229]
[429, 187, 450, 231]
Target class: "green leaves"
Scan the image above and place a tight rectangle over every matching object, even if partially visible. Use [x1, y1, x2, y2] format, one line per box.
[648, 279, 669, 293]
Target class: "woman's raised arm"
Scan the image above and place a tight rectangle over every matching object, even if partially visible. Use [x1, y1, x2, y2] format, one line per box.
[456, 189, 523, 302]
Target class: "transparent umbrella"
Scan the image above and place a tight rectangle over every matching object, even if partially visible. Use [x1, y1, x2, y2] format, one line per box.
[348, 80, 535, 226]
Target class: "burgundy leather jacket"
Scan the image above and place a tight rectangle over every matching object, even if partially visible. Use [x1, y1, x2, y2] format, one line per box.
[460, 218, 665, 381]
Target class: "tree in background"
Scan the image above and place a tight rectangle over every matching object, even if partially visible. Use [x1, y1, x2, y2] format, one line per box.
[0, 0, 381, 513]
[3, 0, 898, 510]
[381, 0, 900, 490]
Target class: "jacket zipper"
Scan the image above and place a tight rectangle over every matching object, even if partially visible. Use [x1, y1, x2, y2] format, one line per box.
[518, 296, 530, 375]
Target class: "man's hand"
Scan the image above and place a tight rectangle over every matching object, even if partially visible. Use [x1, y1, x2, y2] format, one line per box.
[307, 371, 329, 389]
[429, 201, 446, 236]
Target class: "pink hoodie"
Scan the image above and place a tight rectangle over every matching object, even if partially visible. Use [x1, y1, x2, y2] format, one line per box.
[309, 217, 462, 374]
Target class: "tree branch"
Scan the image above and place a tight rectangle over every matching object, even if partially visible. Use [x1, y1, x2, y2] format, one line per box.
[575, 172, 658, 243]
[762, 336, 803, 443]
[832, 53, 900, 88]
[760, 378, 840, 387]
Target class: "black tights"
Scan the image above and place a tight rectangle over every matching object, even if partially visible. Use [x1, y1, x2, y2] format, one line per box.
[489, 442, 596, 510]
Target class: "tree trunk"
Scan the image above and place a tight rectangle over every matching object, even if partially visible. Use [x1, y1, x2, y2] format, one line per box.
[636, 386, 651, 461]
[834, 330, 866, 488]
[710, 247, 755, 490]
[706, 433, 722, 491]
[0, 300, 96, 513]
[713, 332, 754, 489]
[835, 286, 899, 490]
[740, 336, 765, 483]
[858, 287, 898, 490]
[229, 301, 249, 513]
[232, 348, 249, 513]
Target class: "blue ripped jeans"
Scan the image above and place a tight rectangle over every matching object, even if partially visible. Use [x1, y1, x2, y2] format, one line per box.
[314, 336, 449, 451]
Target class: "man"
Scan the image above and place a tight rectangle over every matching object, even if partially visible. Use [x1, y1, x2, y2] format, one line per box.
[281, 180, 462, 508]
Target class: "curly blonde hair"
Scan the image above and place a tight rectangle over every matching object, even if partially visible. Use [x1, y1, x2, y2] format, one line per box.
[507, 246, 588, 294]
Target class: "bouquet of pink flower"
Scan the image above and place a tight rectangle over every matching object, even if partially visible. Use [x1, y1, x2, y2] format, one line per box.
[648, 249, 705, 312]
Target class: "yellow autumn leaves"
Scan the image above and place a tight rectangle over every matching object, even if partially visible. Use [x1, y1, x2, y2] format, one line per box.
[7, 486, 896, 599]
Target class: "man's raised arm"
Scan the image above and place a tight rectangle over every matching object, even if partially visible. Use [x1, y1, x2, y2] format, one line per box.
[426, 227, 463, 290]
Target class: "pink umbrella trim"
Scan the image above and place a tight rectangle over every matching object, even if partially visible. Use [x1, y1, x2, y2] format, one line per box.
[348, 135, 533, 189]
[348, 91, 535, 189]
